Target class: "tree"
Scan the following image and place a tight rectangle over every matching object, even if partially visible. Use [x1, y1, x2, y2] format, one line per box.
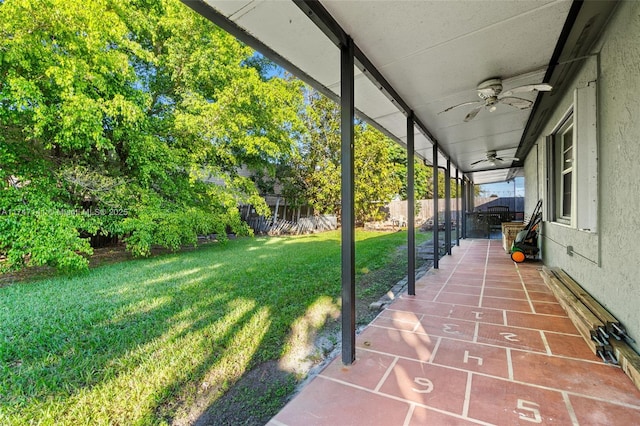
[354, 125, 401, 222]
[390, 144, 431, 200]
[390, 144, 463, 200]
[0, 0, 304, 271]
[280, 90, 401, 224]
[297, 92, 342, 215]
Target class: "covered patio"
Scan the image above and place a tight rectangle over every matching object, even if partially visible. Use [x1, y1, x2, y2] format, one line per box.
[180, 1, 640, 423]
[182, 0, 624, 363]
[269, 239, 640, 425]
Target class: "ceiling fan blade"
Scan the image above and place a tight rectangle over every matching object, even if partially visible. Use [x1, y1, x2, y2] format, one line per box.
[439, 100, 482, 114]
[497, 156, 520, 162]
[500, 96, 533, 110]
[463, 105, 483, 122]
[502, 83, 552, 97]
[469, 158, 487, 166]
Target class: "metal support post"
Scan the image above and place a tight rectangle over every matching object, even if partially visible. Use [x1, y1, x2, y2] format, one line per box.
[445, 159, 451, 255]
[462, 178, 468, 239]
[432, 145, 439, 269]
[455, 169, 460, 246]
[340, 36, 356, 365]
[407, 114, 416, 296]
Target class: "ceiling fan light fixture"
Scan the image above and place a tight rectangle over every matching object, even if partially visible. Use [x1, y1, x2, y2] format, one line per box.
[439, 77, 554, 122]
[470, 149, 520, 168]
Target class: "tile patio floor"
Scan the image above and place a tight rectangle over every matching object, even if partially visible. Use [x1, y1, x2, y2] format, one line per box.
[269, 239, 640, 425]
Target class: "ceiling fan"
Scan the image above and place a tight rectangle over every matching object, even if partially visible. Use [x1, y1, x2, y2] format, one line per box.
[470, 150, 519, 167]
[439, 78, 552, 122]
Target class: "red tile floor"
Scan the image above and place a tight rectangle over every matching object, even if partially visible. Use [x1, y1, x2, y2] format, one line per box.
[269, 239, 640, 425]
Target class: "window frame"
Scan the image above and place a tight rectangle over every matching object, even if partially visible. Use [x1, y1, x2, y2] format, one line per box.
[557, 113, 574, 222]
[549, 107, 575, 226]
[545, 82, 598, 233]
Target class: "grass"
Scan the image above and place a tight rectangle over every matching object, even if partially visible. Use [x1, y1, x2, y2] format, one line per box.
[0, 229, 430, 425]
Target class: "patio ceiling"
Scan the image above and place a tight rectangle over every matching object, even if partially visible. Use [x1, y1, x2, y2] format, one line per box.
[184, 0, 595, 185]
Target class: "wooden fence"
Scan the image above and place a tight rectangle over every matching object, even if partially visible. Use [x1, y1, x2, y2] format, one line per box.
[247, 215, 337, 235]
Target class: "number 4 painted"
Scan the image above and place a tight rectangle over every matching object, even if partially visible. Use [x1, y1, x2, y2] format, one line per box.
[517, 399, 542, 423]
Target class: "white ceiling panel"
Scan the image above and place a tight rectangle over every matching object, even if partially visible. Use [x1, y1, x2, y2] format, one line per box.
[352, 74, 403, 122]
[208, 0, 342, 88]
[199, 0, 574, 182]
[369, 5, 569, 103]
[209, 0, 254, 17]
[470, 168, 515, 185]
[373, 111, 410, 141]
[321, 1, 559, 67]
[446, 129, 525, 157]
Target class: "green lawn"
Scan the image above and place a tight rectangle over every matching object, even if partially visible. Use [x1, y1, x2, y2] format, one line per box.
[0, 230, 429, 425]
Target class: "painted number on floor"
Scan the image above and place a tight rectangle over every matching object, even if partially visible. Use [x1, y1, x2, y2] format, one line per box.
[500, 332, 520, 342]
[463, 350, 483, 366]
[412, 377, 434, 394]
[443, 323, 461, 334]
[517, 399, 542, 423]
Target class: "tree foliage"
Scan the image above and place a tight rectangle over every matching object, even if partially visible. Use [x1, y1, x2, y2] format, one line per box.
[390, 144, 466, 201]
[0, 0, 303, 271]
[273, 89, 467, 224]
[279, 91, 401, 224]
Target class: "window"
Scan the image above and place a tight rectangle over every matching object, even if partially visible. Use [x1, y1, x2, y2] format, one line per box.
[555, 113, 574, 221]
[546, 82, 598, 232]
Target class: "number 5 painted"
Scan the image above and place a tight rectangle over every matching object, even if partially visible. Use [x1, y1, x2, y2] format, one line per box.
[517, 399, 542, 423]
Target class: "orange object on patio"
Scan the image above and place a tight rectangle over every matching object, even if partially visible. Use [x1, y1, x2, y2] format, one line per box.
[511, 250, 526, 263]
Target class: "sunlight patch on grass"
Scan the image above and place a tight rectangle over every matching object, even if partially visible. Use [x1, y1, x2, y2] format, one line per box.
[0, 229, 425, 424]
[176, 305, 272, 423]
[279, 296, 341, 375]
[8, 299, 271, 425]
[108, 295, 172, 323]
[136, 266, 204, 288]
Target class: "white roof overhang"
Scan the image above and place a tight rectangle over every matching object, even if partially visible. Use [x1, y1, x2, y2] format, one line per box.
[183, 0, 618, 185]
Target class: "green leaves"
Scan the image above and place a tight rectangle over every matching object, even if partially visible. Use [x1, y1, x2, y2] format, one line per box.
[0, 185, 92, 273]
[0, 0, 304, 272]
[280, 90, 402, 224]
[354, 124, 402, 222]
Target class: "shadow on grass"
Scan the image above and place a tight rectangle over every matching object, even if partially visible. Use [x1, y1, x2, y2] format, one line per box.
[0, 231, 417, 425]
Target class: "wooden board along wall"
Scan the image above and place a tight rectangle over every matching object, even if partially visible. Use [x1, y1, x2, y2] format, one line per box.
[540, 267, 640, 392]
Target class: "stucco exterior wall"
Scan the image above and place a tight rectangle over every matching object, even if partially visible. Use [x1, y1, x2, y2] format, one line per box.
[525, 1, 640, 351]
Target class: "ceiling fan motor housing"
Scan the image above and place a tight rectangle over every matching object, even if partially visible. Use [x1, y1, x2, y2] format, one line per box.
[477, 78, 503, 99]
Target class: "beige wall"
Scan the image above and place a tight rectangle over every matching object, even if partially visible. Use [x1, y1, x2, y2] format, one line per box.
[525, 1, 640, 350]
